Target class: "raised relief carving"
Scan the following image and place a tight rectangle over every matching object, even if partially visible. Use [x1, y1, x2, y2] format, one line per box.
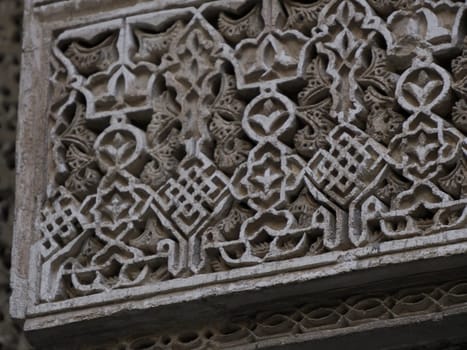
[34, 0, 467, 304]
[283, 0, 329, 34]
[218, 5, 264, 45]
[89, 279, 467, 350]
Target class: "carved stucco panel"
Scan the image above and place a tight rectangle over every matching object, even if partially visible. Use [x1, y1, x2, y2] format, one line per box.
[10, 0, 467, 341]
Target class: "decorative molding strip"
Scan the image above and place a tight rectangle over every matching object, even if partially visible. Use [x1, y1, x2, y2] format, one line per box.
[89, 279, 467, 349]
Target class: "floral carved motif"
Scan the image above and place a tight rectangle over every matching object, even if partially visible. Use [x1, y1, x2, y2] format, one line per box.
[35, 0, 467, 302]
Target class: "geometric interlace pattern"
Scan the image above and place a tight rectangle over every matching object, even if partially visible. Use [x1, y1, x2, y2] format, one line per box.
[37, 0, 467, 302]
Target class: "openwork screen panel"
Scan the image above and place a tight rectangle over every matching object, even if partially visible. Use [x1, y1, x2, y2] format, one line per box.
[12, 0, 467, 338]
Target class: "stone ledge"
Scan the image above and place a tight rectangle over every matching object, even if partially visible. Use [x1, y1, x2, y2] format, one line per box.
[24, 261, 467, 348]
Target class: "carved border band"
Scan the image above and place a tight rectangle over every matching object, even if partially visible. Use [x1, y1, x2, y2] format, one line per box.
[88, 278, 467, 349]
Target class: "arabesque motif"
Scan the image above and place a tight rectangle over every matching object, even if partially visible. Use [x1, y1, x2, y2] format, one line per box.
[37, 0, 467, 302]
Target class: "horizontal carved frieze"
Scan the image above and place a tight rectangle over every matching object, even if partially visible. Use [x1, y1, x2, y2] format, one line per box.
[88, 279, 467, 349]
